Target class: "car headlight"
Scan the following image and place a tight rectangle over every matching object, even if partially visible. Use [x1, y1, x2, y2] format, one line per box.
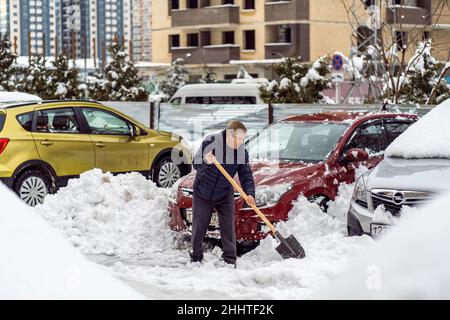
[352, 174, 369, 208]
[255, 183, 293, 207]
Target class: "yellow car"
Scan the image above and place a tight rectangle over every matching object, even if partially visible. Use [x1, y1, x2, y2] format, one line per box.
[0, 100, 191, 206]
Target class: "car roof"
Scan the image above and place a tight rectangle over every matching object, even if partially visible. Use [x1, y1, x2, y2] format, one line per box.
[281, 111, 417, 123]
[0, 100, 102, 109]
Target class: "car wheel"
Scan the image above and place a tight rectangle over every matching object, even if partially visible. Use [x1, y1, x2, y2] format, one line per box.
[309, 195, 330, 213]
[153, 156, 182, 188]
[14, 170, 51, 207]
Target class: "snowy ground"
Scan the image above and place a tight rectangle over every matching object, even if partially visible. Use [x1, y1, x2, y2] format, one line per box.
[35, 169, 375, 299]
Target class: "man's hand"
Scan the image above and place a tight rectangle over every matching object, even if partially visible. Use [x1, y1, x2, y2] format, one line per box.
[204, 151, 216, 164]
[246, 195, 255, 208]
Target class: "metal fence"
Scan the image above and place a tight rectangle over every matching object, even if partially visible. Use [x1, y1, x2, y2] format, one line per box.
[100, 101, 434, 143]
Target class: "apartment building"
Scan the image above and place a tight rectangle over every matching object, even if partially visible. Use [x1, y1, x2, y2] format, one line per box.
[1, 0, 56, 57]
[132, 0, 152, 61]
[151, 0, 450, 80]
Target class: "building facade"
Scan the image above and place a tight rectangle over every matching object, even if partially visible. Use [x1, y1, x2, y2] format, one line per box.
[151, 0, 450, 80]
[132, 0, 152, 61]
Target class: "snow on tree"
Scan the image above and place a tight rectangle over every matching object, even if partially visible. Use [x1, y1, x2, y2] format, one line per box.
[46, 54, 82, 100]
[386, 41, 450, 105]
[158, 58, 189, 100]
[88, 40, 148, 101]
[16, 55, 52, 99]
[0, 35, 19, 91]
[260, 56, 332, 104]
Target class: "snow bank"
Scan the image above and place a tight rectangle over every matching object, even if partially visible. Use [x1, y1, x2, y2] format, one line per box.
[324, 192, 450, 299]
[0, 183, 142, 299]
[385, 98, 450, 159]
[0, 91, 41, 105]
[36, 169, 172, 257]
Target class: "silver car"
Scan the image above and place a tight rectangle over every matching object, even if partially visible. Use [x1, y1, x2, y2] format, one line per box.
[347, 157, 450, 237]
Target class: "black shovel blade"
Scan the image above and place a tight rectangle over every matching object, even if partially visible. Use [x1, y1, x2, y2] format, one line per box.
[274, 232, 306, 259]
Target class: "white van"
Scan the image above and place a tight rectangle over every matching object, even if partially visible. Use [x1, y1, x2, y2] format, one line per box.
[169, 83, 263, 105]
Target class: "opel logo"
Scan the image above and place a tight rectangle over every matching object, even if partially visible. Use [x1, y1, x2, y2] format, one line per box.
[392, 192, 405, 205]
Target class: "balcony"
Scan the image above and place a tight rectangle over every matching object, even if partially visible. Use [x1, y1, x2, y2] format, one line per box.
[264, 24, 310, 61]
[171, 45, 240, 64]
[265, 0, 309, 22]
[386, 6, 431, 25]
[171, 5, 240, 27]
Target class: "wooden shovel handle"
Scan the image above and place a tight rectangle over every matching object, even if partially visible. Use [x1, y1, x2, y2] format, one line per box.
[212, 158, 277, 234]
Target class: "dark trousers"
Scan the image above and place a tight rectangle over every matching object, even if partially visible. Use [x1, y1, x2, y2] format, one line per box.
[191, 192, 237, 263]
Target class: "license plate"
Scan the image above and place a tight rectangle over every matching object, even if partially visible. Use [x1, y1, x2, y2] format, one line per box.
[370, 223, 391, 236]
[185, 209, 220, 228]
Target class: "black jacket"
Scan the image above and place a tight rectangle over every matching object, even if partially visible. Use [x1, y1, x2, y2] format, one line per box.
[193, 130, 255, 202]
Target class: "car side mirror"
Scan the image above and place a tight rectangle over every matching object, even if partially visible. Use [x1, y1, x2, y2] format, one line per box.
[130, 126, 141, 140]
[344, 148, 369, 163]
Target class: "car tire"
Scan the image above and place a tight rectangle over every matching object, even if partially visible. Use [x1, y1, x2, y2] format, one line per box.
[153, 156, 182, 188]
[14, 169, 52, 207]
[309, 195, 330, 213]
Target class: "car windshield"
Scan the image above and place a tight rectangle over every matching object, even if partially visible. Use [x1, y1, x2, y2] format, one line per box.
[248, 121, 349, 163]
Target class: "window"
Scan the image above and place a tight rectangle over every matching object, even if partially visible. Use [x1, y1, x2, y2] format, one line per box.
[187, 33, 199, 47]
[16, 112, 33, 132]
[243, 30, 255, 50]
[170, 97, 182, 105]
[244, 0, 255, 10]
[186, 97, 210, 104]
[223, 0, 234, 4]
[395, 31, 407, 51]
[0, 114, 5, 132]
[169, 34, 180, 50]
[187, 0, 198, 8]
[385, 121, 413, 144]
[210, 96, 257, 104]
[346, 121, 385, 155]
[278, 25, 291, 43]
[35, 108, 80, 134]
[169, 0, 179, 15]
[223, 31, 235, 45]
[81, 108, 131, 135]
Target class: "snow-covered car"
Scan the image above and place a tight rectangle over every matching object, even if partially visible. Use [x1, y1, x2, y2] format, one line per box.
[348, 99, 450, 237]
[168, 111, 417, 245]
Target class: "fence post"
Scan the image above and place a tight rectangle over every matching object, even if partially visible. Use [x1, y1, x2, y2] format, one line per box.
[149, 101, 155, 129]
[268, 101, 274, 125]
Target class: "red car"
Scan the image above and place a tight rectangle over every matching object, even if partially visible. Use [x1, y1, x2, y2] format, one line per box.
[168, 111, 417, 245]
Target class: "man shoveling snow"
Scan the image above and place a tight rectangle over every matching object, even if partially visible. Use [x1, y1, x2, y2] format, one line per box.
[190, 121, 256, 267]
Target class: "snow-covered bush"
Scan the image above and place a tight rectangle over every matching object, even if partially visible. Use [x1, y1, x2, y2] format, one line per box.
[16, 55, 52, 99]
[259, 56, 332, 104]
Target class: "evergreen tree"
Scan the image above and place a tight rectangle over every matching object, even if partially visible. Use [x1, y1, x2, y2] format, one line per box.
[0, 35, 18, 91]
[89, 39, 148, 101]
[16, 55, 52, 99]
[158, 58, 188, 100]
[260, 56, 332, 104]
[395, 41, 450, 105]
[47, 54, 81, 99]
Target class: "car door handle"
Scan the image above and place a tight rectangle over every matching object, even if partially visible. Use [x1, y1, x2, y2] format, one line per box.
[40, 140, 53, 146]
[95, 142, 106, 148]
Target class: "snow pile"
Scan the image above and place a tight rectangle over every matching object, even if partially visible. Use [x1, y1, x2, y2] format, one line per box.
[385, 98, 450, 159]
[324, 192, 450, 299]
[36, 169, 172, 257]
[111, 182, 372, 299]
[36, 169, 374, 299]
[0, 182, 142, 299]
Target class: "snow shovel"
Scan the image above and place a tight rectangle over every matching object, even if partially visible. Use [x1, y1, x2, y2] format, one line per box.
[212, 159, 306, 259]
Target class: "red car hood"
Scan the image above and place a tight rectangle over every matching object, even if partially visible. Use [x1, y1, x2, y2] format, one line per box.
[179, 161, 323, 189]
